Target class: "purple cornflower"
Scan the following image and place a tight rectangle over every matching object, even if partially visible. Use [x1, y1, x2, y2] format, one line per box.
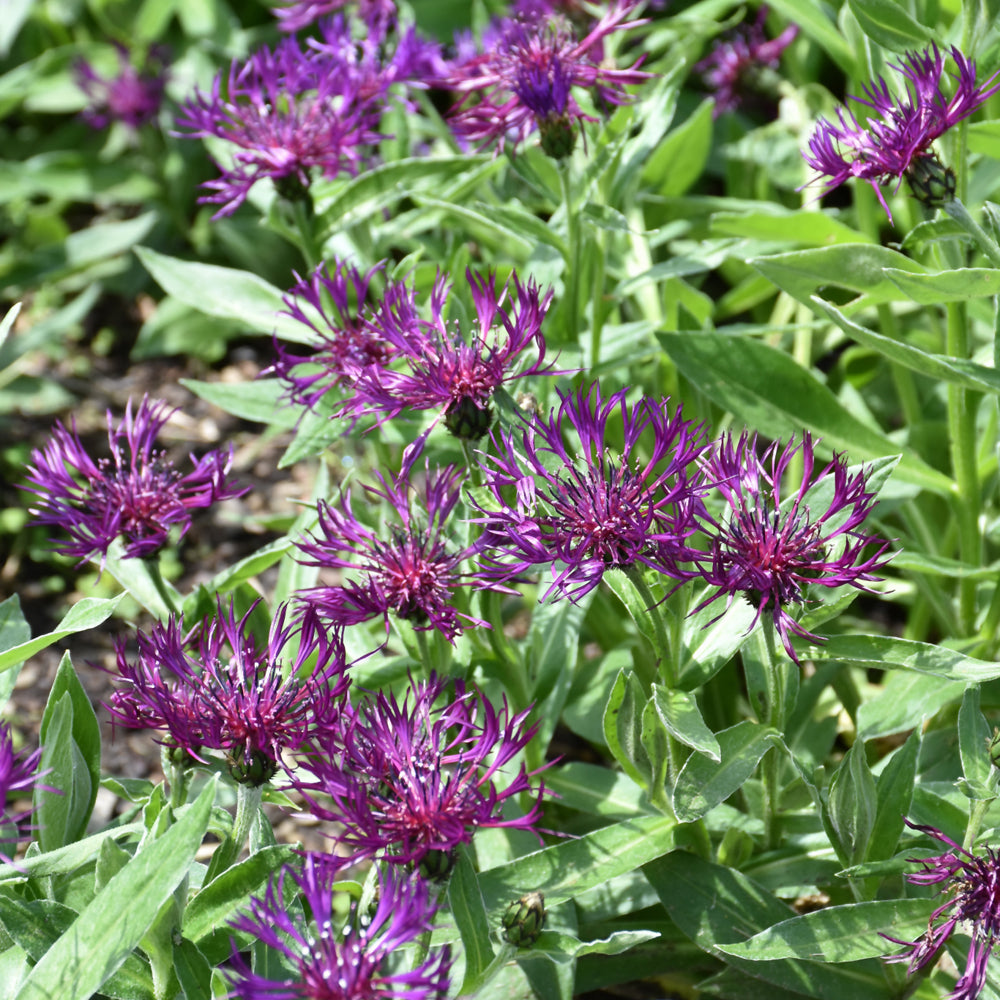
[269, 260, 396, 412]
[228, 856, 451, 999]
[804, 45, 1000, 219]
[74, 44, 168, 130]
[474, 383, 709, 602]
[884, 821, 1000, 1000]
[22, 396, 246, 568]
[445, 1, 651, 155]
[272, 0, 397, 33]
[175, 36, 385, 217]
[295, 673, 544, 870]
[695, 7, 798, 116]
[108, 603, 349, 785]
[695, 431, 889, 661]
[338, 268, 555, 440]
[0, 723, 44, 850]
[296, 463, 486, 642]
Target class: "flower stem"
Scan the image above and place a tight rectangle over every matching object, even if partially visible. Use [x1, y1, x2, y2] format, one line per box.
[146, 559, 179, 618]
[558, 161, 581, 346]
[214, 783, 263, 871]
[964, 796, 991, 850]
[759, 619, 787, 850]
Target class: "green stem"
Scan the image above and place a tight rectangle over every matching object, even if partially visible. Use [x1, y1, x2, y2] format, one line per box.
[558, 161, 581, 345]
[291, 197, 323, 271]
[760, 620, 786, 850]
[944, 197, 1000, 268]
[945, 298, 981, 634]
[215, 783, 263, 871]
[146, 559, 179, 618]
[624, 566, 674, 688]
[964, 796, 991, 851]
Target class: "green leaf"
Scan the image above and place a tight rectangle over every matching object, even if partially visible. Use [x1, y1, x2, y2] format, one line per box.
[450, 848, 496, 994]
[650, 685, 720, 761]
[672, 721, 778, 823]
[658, 331, 951, 496]
[0, 595, 31, 704]
[313, 156, 494, 239]
[35, 693, 77, 851]
[811, 296, 1000, 395]
[478, 814, 677, 913]
[640, 696, 671, 813]
[532, 929, 661, 963]
[857, 669, 963, 739]
[0, 595, 122, 673]
[183, 844, 296, 962]
[0, 823, 142, 884]
[847, 0, 931, 49]
[181, 378, 299, 428]
[646, 98, 714, 198]
[751, 244, 926, 311]
[16, 779, 215, 1000]
[0, 896, 154, 1000]
[135, 246, 309, 343]
[716, 899, 935, 961]
[603, 669, 652, 788]
[884, 266, 1000, 303]
[710, 208, 868, 247]
[645, 853, 894, 999]
[870, 730, 920, 863]
[958, 685, 995, 800]
[38, 652, 100, 846]
[827, 738, 877, 865]
[101, 546, 180, 621]
[173, 938, 214, 1000]
[678, 594, 757, 689]
[803, 634, 1000, 682]
[542, 762, 649, 818]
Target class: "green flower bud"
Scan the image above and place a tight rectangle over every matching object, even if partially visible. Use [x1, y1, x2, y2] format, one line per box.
[906, 154, 956, 208]
[502, 891, 546, 948]
[418, 848, 458, 881]
[445, 396, 493, 440]
[228, 748, 278, 787]
[538, 114, 577, 160]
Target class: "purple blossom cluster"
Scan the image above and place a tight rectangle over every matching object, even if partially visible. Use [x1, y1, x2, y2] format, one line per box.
[294, 672, 544, 869]
[74, 44, 168, 131]
[228, 856, 451, 999]
[175, 16, 439, 216]
[885, 822, 1000, 1000]
[695, 7, 798, 116]
[22, 396, 246, 568]
[0, 723, 45, 853]
[804, 44, 1000, 218]
[444, 0, 651, 155]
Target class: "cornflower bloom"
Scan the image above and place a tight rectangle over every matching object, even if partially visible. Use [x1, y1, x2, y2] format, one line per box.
[272, 0, 397, 33]
[804, 45, 1000, 219]
[296, 463, 485, 642]
[295, 673, 544, 870]
[175, 36, 385, 217]
[0, 723, 45, 850]
[108, 603, 349, 785]
[474, 383, 709, 602]
[22, 396, 246, 568]
[884, 821, 1000, 1000]
[269, 260, 396, 412]
[695, 7, 798, 116]
[227, 856, 451, 999]
[444, 1, 651, 156]
[74, 44, 168, 130]
[337, 268, 555, 440]
[696, 431, 889, 661]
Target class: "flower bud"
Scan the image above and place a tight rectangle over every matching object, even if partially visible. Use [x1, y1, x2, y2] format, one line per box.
[502, 891, 546, 947]
[445, 396, 493, 440]
[906, 153, 956, 208]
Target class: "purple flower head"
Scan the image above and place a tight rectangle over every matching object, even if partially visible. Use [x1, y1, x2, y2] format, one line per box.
[444, 1, 652, 155]
[474, 383, 709, 602]
[228, 855, 451, 999]
[695, 7, 798, 117]
[268, 260, 396, 412]
[296, 462, 486, 642]
[695, 431, 890, 662]
[295, 673, 545, 869]
[174, 37, 385, 217]
[803, 45, 1000, 219]
[0, 724, 46, 850]
[883, 821, 1000, 1000]
[74, 44, 168, 130]
[338, 268, 556, 440]
[108, 603, 349, 784]
[272, 0, 397, 34]
[22, 396, 247, 568]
